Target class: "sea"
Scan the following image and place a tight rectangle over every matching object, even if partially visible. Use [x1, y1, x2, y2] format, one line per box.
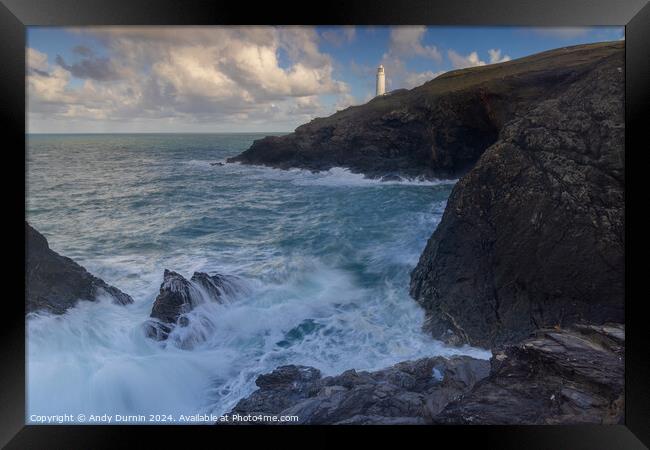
[25, 133, 489, 423]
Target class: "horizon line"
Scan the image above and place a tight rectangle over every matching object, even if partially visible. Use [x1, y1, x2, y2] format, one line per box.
[26, 131, 291, 135]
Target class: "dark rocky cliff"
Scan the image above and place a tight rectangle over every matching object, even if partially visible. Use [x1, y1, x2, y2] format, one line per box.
[26, 222, 133, 314]
[410, 42, 624, 347]
[229, 42, 623, 181]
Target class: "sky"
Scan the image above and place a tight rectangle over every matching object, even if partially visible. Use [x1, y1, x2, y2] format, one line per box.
[26, 26, 624, 133]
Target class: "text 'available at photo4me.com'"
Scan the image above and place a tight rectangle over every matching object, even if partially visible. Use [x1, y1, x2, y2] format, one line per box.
[29, 413, 300, 424]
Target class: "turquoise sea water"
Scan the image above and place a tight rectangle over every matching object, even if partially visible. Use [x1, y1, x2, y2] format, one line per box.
[26, 133, 489, 423]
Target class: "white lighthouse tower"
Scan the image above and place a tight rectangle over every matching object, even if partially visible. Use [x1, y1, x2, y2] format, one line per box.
[376, 65, 386, 96]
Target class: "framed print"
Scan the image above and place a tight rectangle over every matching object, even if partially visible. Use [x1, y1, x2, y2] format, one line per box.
[1, 0, 648, 447]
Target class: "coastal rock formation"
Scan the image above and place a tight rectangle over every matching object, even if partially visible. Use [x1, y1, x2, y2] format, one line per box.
[410, 42, 624, 347]
[229, 42, 623, 181]
[434, 324, 625, 424]
[26, 222, 133, 314]
[149, 269, 198, 325]
[229, 356, 490, 425]
[229, 323, 624, 425]
[145, 269, 237, 340]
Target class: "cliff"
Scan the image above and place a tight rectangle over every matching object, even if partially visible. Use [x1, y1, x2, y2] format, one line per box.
[229, 42, 623, 181]
[25, 222, 133, 314]
[409, 41, 624, 347]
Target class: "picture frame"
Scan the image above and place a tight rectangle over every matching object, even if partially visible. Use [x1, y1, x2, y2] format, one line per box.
[2, 0, 648, 447]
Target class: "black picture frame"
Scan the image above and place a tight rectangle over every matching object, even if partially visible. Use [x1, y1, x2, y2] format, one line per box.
[2, 0, 648, 447]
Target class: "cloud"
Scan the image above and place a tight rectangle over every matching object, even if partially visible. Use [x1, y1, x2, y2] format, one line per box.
[448, 50, 485, 69]
[27, 47, 49, 72]
[448, 48, 511, 69]
[55, 54, 123, 81]
[333, 93, 358, 111]
[27, 27, 349, 130]
[72, 45, 95, 57]
[488, 48, 511, 64]
[386, 26, 442, 62]
[403, 70, 445, 88]
[321, 27, 356, 46]
[366, 26, 444, 93]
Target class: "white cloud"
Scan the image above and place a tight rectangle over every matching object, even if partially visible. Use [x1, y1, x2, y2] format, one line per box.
[448, 48, 511, 69]
[333, 93, 358, 111]
[488, 48, 511, 64]
[403, 70, 445, 88]
[448, 50, 485, 69]
[368, 27, 444, 93]
[386, 26, 442, 62]
[321, 27, 356, 46]
[27, 48, 49, 72]
[27, 27, 349, 131]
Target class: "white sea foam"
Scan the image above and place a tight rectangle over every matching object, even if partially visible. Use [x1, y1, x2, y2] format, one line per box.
[26, 134, 484, 423]
[221, 163, 457, 188]
[27, 243, 489, 421]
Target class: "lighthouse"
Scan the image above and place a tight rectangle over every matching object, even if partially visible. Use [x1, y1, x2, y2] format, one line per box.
[376, 65, 385, 96]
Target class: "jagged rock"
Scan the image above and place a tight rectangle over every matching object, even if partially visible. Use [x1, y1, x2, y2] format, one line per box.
[228, 323, 623, 425]
[229, 42, 623, 181]
[434, 324, 625, 424]
[25, 222, 133, 314]
[150, 269, 197, 325]
[409, 42, 624, 347]
[229, 356, 490, 425]
[145, 269, 236, 340]
[191, 272, 238, 300]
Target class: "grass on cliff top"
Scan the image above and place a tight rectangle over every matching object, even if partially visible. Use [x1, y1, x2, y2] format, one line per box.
[311, 40, 623, 126]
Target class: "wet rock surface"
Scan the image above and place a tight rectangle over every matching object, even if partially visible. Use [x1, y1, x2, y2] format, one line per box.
[26, 222, 133, 314]
[410, 42, 624, 347]
[434, 323, 625, 424]
[229, 323, 623, 425]
[229, 356, 490, 425]
[229, 42, 623, 182]
[145, 269, 237, 340]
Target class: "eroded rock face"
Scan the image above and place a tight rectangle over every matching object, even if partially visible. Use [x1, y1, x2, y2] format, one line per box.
[434, 324, 625, 424]
[26, 222, 133, 314]
[229, 42, 623, 181]
[410, 43, 624, 347]
[229, 356, 490, 425]
[145, 269, 237, 340]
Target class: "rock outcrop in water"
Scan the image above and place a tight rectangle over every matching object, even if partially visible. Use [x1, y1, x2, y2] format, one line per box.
[145, 269, 238, 340]
[26, 222, 133, 314]
[229, 42, 623, 181]
[409, 41, 624, 347]
[230, 356, 490, 425]
[229, 323, 624, 425]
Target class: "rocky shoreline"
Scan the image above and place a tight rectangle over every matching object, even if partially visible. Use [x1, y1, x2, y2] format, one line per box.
[230, 323, 624, 425]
